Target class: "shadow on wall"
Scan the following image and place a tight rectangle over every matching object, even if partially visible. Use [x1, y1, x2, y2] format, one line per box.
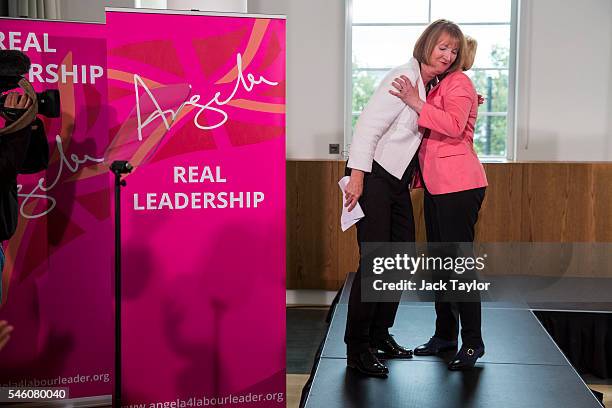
[517, 129, 558, 162]
[162, 219, 282, 398]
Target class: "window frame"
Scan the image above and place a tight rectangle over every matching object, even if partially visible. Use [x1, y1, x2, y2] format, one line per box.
[344, 0, 519, 161]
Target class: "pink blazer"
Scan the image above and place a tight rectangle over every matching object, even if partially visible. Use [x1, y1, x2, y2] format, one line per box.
[414, 70, 488, 195]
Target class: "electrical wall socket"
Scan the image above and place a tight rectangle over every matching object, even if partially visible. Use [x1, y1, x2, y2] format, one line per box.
[329, 144, 340, 154]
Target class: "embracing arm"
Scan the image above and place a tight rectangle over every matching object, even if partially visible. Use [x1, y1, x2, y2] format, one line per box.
[417, 74, 474, 139]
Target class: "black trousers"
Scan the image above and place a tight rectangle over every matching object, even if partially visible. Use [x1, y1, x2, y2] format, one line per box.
[344, 160, 416, 355]
[424, 187, 486, 348]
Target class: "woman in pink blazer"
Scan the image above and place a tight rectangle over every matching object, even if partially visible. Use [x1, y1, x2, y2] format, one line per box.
[390, 28, 488, 371]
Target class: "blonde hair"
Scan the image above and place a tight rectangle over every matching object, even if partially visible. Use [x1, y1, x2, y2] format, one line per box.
[413, 19, 465, 74]
[462, 35, 478, 71]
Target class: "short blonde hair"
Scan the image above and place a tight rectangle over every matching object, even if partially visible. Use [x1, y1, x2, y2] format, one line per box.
[413, 19, 465, 74]
[462, 35, 478, 71]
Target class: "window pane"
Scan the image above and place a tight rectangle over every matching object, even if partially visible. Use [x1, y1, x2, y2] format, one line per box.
[459, 25, 510, 68]
[353, 25, 426, 68]
[465, 69, 509, 113]
[474, 115, 507, 156]
[352, 69, 387, 112]
[353, 25, 510, 70]
[352, 113, 359, 129]
[431, 0, 511, 23]
[353, 0, 429, 24]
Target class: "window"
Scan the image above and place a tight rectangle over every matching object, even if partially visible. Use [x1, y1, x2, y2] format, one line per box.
[346, 0, 517, 160]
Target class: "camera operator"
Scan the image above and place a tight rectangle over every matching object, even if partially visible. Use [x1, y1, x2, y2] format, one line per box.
[0, 49, 55, 352]
[0, 92, 33, 351]
[1, 93, 33, 270]
[1, 47, 54, 294]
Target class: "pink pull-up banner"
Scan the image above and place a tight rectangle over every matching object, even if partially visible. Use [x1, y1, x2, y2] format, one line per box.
[1, 8, 286, 407]
[0, 17, 113, 398]
[106, 9, 286, 407]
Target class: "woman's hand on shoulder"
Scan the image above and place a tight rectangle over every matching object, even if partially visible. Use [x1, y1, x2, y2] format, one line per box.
[389, 75, 424, 113]
[345, 169, 364, 212]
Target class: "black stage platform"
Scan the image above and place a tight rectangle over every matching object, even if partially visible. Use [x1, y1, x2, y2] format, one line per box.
[301, 274, 604, 408]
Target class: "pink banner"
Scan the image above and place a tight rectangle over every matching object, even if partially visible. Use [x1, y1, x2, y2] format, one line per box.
[107, 10, 286, 407]
[1, 9, 285, 407]
[0, 19, 113, 398]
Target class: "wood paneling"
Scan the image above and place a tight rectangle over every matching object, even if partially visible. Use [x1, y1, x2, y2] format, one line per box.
[520, 163, 612, 242]
[593, 164, 612, 242]
[287, 161, 340, 290]
[287, 161, 612, 289]
[477, 163, 523, 242]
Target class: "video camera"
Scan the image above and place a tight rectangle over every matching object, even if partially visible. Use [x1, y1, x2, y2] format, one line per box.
[0, 50, 58, 174]
[0, 50, 60, 126]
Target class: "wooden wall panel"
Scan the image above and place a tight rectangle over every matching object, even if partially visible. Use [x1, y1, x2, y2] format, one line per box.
[593, 164, 612, 242]
[287, 161, 612, 289]
[411, 189, 427, 242]
[286, 161, 340, 289]
[520, 164, 612, 242]
[477, 163, 523, 242]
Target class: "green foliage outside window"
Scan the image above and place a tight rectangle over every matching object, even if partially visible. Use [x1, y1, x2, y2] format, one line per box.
[351, 60, 377, 129]
[470, 45, 509, 156]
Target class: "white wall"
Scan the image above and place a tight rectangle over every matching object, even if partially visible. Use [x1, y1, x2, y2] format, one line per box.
[165, 0, 246, 13]
[248, 0, 345, 160]
[59, 1, 135, 22]
[515, 0, 612, 161]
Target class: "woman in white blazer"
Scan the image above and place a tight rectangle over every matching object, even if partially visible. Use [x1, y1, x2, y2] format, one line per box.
[343, 19, 466, 378]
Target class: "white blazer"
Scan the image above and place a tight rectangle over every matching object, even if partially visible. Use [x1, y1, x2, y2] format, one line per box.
[347, 58, 426, 179]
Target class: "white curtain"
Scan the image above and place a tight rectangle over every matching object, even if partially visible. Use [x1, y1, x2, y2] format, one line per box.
[5, 0, 61, 19]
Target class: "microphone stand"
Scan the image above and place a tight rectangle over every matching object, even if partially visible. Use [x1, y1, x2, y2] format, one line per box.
[110, 160, 132, 408]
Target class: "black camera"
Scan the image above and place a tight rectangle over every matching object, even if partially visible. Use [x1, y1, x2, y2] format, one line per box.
[0, 50, 60, 119]
[0, 50, 54, 175]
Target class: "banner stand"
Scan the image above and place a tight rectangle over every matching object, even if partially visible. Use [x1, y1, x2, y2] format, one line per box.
[110, 160, 131, 408]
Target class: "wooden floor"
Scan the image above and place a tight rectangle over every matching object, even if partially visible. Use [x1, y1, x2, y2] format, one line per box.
[589, 384, 612, 407]
[287, 375, 611, 408]
[287, 374, 309, 408]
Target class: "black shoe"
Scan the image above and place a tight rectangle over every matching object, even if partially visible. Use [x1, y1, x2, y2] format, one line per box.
[448, 345, 485, 370]
[414, 337, 458, 356]
[347, 350, 389, 377]
[371, 335, 413, 359]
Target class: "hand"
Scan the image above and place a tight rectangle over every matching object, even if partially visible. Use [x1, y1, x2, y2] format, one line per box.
[389, 75, 423, 113]
[0, 320, 14, 351]
[3, 92, 32, 109]
[477, 94, 485, 105]
[344, 170, 364, 212]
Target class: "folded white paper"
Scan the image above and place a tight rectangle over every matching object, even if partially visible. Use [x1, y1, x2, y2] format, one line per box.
[338, 176, 365, 232]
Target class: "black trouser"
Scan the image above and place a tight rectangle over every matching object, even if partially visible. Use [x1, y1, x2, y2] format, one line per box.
[344, 160, 416, 355]
[424, 187, 486, 348]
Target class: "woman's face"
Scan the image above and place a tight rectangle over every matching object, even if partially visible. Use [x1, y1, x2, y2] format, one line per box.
[428, 32, 460, 75]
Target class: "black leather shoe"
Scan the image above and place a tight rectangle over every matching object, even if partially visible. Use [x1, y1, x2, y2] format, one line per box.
[371, 335, 413, 359]
[448, 346, 485, 370]
[347, 350, 389, 377]
[414, 337, 458, 356]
